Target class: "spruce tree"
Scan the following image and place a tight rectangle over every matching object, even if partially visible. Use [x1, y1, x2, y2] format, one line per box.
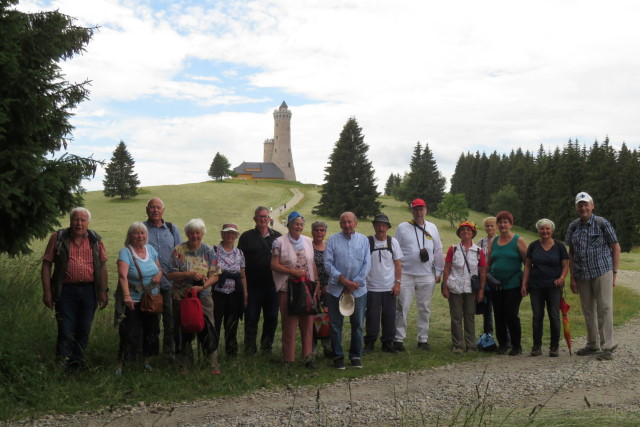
[0, 2, 100, 255]
[313, 117, 381, 219]
[208, 152, 233, 181]
[397, 142, 446, 211]
[103, 141, 140, 199]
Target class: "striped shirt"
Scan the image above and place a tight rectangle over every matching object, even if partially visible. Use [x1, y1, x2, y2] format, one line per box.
[43, 231, 108, 283]
[565, 214, 618, 280]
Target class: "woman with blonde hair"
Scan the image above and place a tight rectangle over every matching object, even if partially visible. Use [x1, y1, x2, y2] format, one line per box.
[115, 222, 163, 375]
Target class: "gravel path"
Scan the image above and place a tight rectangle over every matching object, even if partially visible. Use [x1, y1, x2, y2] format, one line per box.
[27, 270, 640, 426]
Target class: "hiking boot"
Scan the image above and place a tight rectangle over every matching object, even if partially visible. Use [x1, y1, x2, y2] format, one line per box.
[508, 346, 522, 356]
[393, 342, 406, 352]
[576, 347, 599, 356]
[363, 342, 375, 354]
[596, 351, 613, 361]
[304, 359, 317, 369]
[529, 346, 542, 357]
[381, 342, 398, 353]
[350, 358, 363, 369]
[549, 347, 559, 357]
[417, 342, 431, 351]
[452, 347, 464, 354]
[333, 358, 346, 370]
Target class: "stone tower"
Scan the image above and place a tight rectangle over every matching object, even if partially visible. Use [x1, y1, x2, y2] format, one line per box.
[265, 101, 296, 181]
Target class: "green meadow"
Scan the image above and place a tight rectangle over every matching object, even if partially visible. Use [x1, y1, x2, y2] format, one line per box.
[1, 179, 639, 423]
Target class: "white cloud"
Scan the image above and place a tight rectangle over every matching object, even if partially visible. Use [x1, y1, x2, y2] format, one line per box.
[18, 0, 640, 193]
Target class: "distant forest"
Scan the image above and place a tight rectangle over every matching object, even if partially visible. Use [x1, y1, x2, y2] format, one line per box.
[449, 137, 640, 252]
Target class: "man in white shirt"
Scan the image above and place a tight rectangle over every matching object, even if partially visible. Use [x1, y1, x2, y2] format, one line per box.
[393, 199, 445, 351]
[364, 214, 403, 353]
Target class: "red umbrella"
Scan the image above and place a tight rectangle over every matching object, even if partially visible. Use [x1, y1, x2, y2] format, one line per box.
[560, 296, 572, 355]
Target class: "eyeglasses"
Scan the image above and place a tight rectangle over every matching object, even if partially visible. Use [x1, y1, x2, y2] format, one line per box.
[256, 215, 270, 219]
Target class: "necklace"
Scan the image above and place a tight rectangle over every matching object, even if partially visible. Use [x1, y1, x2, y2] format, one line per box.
[132, 245, 146, 257]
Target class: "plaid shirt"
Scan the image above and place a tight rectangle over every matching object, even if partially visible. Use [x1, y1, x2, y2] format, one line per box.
[565, 214, 618, 280]
[43, 231, 108, 283]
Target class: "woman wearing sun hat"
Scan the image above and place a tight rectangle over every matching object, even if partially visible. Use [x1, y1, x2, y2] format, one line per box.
[442, 221, 486, 353]
[212, 223, 247, 358]
[271, 211, 318, 368]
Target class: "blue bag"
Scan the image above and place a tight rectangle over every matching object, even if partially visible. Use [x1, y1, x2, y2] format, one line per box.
[477, 333, 497, 352]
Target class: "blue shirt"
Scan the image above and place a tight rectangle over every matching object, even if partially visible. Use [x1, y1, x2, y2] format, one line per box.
[118, 245, 160, 302]
[324, 231, 371, 298]
[565, 214, 618, 280]
[144, 220, 182, 290]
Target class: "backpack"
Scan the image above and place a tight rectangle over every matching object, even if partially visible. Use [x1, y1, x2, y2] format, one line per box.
[368, 235, 394, 256]
[567, 216, 605, 239]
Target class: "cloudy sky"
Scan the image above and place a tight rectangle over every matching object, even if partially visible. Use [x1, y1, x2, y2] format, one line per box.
[19, 0, 640, 191]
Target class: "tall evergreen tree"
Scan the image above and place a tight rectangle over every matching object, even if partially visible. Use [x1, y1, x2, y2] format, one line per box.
[313, 117, 381, 219]
[0, 2, 100, 255]
[208, 152, 233, 181]
[396, 142, 446, 211]
[103, 141, 140, 199]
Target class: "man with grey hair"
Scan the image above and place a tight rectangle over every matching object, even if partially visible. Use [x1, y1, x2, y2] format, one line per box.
[144, 197, 182, 360]
[324, 212, 371, 369]
[41, 207, 109, 373]
[566, 192, 620, 360]
[238, 206, 282, 354]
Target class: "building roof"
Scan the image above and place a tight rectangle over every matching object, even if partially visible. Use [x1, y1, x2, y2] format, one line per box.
[233, 162, 285, 179]
[280, 101, 288, 109]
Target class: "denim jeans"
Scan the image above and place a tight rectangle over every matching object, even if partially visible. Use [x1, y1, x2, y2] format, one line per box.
[55, 284, 97, 370]
[530, 286, 562, 348]
[326, 293, 366, 360]
[244, 286, 279, 352]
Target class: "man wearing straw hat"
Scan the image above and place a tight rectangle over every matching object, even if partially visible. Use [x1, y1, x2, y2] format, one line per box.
[324, 212, 371, 370]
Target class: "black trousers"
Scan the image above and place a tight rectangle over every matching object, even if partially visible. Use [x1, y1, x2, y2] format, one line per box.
[213, 291, 243, 356]
[491, 287, 522, 349]
[364, 290, 396, 344]
[118, 303, 160, 362]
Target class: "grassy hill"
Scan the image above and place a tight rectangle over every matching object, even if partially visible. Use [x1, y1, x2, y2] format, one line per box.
[1, 179, 638, 421]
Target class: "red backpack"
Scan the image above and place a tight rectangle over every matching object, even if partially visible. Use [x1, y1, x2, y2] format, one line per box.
[180, 288, 204, 333]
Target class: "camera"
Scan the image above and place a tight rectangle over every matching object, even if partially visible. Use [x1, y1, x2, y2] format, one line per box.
[419, 248, 429, 263]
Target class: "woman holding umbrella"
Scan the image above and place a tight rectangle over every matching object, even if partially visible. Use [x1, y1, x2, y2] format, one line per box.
[521, 219, 569, 357]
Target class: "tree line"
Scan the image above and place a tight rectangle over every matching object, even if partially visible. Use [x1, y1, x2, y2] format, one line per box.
[448, 138, 640, 252]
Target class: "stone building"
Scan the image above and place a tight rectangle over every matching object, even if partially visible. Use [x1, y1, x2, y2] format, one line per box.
[234, 101, 297, 181]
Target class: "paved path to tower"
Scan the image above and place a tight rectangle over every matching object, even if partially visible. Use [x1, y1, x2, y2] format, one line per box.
[272, 187, 304, 233]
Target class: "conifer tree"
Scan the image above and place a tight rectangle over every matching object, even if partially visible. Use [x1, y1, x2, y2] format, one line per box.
[0, 2, 99, 255]
[313, 117, 381, 219]
[103, 141, 140, 199]
[208, 152, 233, 181]
[396, 142, 446, 211]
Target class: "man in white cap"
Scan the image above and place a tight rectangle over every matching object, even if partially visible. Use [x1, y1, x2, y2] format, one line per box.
[393, 198, 444, 352]
[565, 192, 620, 360]
[324, 212, 371, 369]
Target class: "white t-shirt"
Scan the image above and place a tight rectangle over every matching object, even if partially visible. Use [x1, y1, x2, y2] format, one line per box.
[394, 220, 444, 276]
[365, 236, 404, 292]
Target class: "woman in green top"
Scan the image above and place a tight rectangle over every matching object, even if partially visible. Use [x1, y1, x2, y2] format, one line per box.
[487, 211, 527, 355]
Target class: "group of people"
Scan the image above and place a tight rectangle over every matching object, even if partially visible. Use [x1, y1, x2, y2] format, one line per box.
[41, 191, 620, 375]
